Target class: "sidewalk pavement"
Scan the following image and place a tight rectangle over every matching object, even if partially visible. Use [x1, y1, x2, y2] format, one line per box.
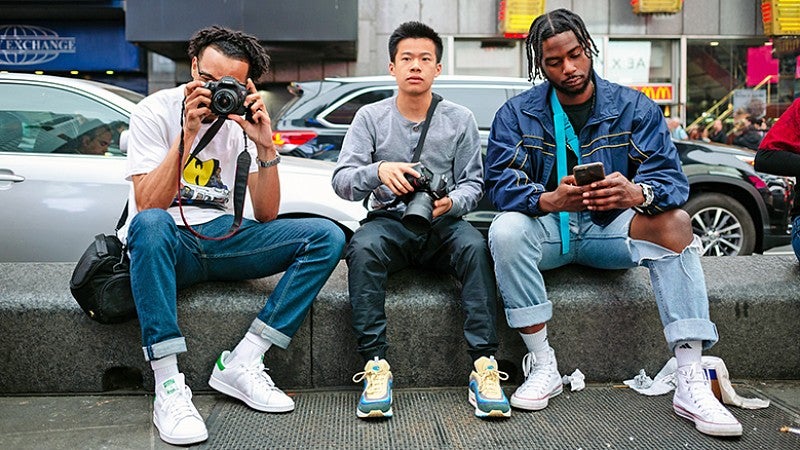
[1, 380, 798, 449]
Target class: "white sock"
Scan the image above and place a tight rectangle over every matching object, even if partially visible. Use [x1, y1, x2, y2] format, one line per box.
[151, 354, 179, 388]
[520, 326, 551, 362]
[228, 332, 272, 366]
[674, 340, 702, 368]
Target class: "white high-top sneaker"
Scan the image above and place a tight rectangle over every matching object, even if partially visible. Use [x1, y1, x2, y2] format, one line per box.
[510, 348, 563, 411]
[673, 363, 743, 437]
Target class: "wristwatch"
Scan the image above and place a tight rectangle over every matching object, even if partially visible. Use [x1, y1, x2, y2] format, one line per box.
[636, 183, 655, 208]
[257, 155, 281, 168]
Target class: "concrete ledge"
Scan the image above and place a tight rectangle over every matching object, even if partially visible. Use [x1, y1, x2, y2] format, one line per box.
[0, 256, 798, 394]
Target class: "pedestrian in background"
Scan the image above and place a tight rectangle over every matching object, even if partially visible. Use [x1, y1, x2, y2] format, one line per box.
[755, 97, 800, 261]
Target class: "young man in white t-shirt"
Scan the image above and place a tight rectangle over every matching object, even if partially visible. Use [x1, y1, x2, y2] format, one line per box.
[123, 26, 345, 446]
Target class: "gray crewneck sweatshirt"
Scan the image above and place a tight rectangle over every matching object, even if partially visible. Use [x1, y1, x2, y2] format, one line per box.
[331, 95, 484, 218]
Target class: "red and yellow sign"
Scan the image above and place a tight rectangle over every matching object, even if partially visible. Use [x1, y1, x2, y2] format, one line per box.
[631, 0, 683, 14]
[762, 0, 800, 36]
[498, 0, 545, 39]
[628, 84, 674, 103]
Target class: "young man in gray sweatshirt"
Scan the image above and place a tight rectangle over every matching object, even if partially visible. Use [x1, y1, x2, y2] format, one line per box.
[331, 21, 510, 420]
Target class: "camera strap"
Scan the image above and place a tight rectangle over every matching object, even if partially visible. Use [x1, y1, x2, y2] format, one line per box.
[550, 88, 582, 255]
[411, 92, 442, 163]
[183, 116, 226, 168]
[176, 114, 250, 241]
[363, 93, 442, 210]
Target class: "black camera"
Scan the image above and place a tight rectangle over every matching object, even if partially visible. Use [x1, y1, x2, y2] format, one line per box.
[204, 76, 249, 116]
[401, 163, 449, 233]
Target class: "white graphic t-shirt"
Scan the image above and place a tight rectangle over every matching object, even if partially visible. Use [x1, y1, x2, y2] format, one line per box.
[120, 84, 257, 240]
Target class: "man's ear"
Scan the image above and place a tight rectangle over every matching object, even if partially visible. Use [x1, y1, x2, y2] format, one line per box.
[388, 61, 395, 76]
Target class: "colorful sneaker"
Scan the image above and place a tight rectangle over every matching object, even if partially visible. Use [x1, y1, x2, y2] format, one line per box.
[153, 373, 208, 446]
[352, 357, 393, 418]
[510, 348, 563, 411]
[468, 356, 511, 418]
[208, 351, 295, 413]
[673, 363, 743, 437]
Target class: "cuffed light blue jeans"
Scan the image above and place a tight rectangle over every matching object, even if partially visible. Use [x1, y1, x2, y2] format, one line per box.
[127, 209, 345, 361]
[488, 209, 718, 352]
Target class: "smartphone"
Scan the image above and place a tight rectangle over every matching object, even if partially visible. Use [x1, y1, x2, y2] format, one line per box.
[573, 161, 606, 186]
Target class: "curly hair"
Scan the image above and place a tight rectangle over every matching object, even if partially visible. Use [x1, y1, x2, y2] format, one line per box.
[187, 25, 270, 81]
[525, 9, 598, 82]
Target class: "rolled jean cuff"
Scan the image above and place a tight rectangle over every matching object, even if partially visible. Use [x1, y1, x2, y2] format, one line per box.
[142, 337, 187, 362]
[663, 318, 719, 352]
[249, 318, 291, 349]
[505, 302, 553, 329]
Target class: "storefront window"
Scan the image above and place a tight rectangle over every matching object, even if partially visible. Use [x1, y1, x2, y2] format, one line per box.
[685, 38, 773, 127]
[605, 39, 676, 112]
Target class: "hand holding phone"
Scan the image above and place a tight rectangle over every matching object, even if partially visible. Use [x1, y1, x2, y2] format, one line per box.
[573, 161, 605, 186]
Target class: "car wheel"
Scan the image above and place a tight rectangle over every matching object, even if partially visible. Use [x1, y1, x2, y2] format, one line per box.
[682, 192, 756, 256]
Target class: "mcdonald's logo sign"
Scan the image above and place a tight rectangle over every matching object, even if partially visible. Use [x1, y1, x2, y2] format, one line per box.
[629, 84, 674, 103]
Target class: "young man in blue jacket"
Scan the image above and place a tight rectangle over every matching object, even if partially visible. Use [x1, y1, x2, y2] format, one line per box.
[484, 9, 741, 437]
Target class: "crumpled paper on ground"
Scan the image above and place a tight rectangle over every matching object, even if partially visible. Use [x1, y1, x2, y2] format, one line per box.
[623, 356, 770, 409]
[562, 368, 585, 391]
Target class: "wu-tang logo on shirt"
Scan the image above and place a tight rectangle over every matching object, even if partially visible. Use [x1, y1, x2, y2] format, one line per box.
[178, 156, 230, 208]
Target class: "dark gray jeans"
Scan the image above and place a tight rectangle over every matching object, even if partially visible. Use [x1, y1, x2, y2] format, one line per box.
[345, 211, 498, 362]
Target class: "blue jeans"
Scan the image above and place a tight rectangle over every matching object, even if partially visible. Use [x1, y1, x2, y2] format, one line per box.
[127, 209, 345, 361]
[488, 210, 718, 352]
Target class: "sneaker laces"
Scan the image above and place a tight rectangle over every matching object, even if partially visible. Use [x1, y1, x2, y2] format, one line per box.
[681, 364, 733, 418]
[517, 352, 557, 394]
[352, 368, 390, 398]
[160, 385, 198, 421]
[245, 362, 279, 392]
[475, 365, 509, 398]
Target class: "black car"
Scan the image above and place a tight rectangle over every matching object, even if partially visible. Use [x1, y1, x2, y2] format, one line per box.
[671, 139, 793, 256]
[272, 76, 794, 256]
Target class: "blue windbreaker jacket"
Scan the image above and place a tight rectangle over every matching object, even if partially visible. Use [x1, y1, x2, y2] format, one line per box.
[485, 73, 688, 225]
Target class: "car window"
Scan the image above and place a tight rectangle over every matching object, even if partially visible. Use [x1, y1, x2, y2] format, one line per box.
[323, 89, 394, 125]
[435, 86, 515, 130]
[0, 83, 128, 156]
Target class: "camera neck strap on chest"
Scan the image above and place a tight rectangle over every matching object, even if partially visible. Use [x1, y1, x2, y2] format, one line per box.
[550, 88, 582, 255]
[176, 112, 251, 241]
[410, 92, 442, 163]
[363, 92, 442, 210]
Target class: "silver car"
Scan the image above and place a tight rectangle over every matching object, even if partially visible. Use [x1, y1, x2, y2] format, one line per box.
[0, 73, 364, 262]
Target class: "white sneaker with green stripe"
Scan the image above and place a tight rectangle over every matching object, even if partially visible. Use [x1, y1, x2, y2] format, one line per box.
[208, 350, 295, 412]
[153, 373, 208, 445]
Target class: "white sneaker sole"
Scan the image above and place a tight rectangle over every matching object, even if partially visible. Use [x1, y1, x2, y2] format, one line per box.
[468, 390, 511, 418]
[673, 403, 743, 437]
[356, 406, 393, 418]
[510, 383, 563, 411]
[153, 416, 208, 445]
[209, 375, 295, 413]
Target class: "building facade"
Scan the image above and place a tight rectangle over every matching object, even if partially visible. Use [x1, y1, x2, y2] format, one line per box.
[0, 0, 793, 126]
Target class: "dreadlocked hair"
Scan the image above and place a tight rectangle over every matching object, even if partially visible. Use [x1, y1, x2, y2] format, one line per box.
[525, 8, 598, 82]
[187, 25, 270, 81]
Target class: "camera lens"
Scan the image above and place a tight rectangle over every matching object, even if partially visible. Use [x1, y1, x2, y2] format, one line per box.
[402, 192, 435, 233]
[213, 90, 236, 115]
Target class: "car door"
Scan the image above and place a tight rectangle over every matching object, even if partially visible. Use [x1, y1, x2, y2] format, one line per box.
[0, 80, 131, 262]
